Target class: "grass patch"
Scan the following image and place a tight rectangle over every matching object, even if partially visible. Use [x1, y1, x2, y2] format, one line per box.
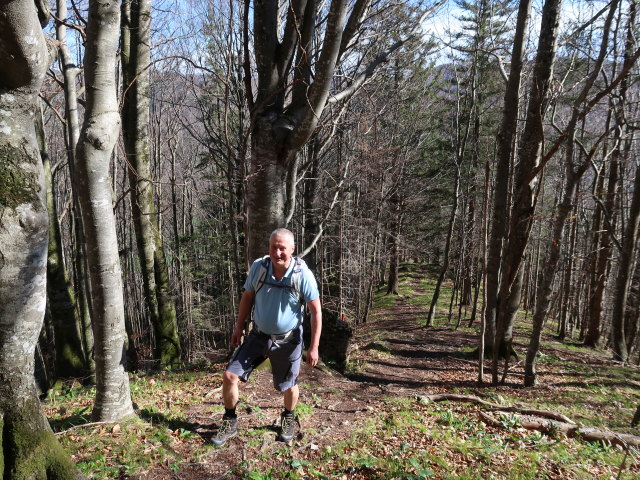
[43, 263, 640, 479]
[44, 371, 215, 479]
[310, 398, 638, 479]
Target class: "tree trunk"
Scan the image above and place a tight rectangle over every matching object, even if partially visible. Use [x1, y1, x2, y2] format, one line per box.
[37, 107, 87, 380]
[586, 148, 619, 347]
[121, 0, 181, 368]
[492, 0, 562, 385]
[0, 1, 86, 477]
[244, 0, 434, 259]
[386, 190, 403, 295]
[525, 171, 580, 385]
[484, 0, 532, 351]
[303, 138, 321, 272]
[246, 122, 289, 261]
[56, 0, 95, 378]
[624, 254, 640, 354]
[75, 0, 135, 421]
[611, 160, 640, 362]
[427, 165, 461, 325]
[609, 0, 638, 363]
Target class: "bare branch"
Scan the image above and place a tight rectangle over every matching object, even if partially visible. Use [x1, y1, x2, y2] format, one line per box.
[328, 0, 446, 104]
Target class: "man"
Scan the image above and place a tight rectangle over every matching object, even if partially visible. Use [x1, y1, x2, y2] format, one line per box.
[212, 228, 322, 446]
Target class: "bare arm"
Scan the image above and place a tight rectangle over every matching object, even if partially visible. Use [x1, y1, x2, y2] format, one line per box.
[306, 298, 322, 367]
[231, 290, 255, 347]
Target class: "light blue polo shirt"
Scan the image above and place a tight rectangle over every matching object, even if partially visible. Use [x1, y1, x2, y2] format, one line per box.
[244, 257, 319, 334]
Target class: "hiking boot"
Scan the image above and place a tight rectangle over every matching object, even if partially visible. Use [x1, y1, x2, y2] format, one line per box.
[278, 413, 297, 442]
[211, 415, 237, 446]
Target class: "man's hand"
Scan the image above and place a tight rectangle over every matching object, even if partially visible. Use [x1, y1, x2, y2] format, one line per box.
[231, 326, 244, 347]
[307, 346, 319, 367]
[232, 291, 254, 348]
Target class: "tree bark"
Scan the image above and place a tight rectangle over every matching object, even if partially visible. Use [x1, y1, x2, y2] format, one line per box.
[303, 138, 322, 272]
[524, 0, 618, 384]
[37, 106, 87, 380]
[483, 0, 532, 352]
[386, 190, 403, 295]
[624, 254, 640, 354]
[609, 0, 638, 363]
[611, 161, 640, 362]
[0, 1, 86, 477]
[492, 0, 562, 384]
[585, 145, 619, 347]
[75, 0, 135, 421]
[244, 0, 434, 259]
[121, 0, 181, 367]
[56, 0, 95, 378]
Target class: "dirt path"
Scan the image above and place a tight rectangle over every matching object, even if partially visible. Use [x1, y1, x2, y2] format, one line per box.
[347, 270, 481, 392]
[128, 274, 636, 479]
[131, 275, 490, 479]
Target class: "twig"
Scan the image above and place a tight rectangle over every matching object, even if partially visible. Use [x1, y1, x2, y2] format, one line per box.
[55, 420, 121, 435]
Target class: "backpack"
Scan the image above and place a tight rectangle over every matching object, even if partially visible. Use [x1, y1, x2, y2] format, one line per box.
[253, 255, 306, 303]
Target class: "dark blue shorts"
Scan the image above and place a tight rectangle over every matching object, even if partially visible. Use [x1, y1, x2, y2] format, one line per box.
[226, 325, 303, 392]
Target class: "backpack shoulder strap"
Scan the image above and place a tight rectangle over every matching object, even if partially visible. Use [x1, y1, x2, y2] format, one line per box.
[291, 256, 306, 302]
[254, 256, 271, 294]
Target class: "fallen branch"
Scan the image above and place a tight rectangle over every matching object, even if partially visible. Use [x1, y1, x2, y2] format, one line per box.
[418, 393, 640, 450]
[416, 393, 496, 407]
[204, 386, 223, 398]
[481, 411, 640, 450]
[418, 393, 574, 423]
[488, 407, 575, 424]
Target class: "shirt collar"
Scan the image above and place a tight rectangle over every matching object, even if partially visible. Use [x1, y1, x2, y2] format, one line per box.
[270, 258, 295, 281]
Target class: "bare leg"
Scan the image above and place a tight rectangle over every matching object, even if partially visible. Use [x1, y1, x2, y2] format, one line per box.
[222, 371, 240, 410]
[283, 384, 299, 411]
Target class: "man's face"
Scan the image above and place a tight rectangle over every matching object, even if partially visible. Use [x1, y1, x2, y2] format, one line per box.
[269, 233, 295, 269]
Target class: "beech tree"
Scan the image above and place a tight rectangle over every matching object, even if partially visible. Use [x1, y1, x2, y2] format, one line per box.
[609, 0, 639, 363]
[483, 0, 532, 358]
[53, 0, 95, 378]
[0, 0, 85, 477]
[243, 0, 444, 260]
[121, 0, 181, 367]
[75, 0, 135, 421]
[37, 107, 88, 380]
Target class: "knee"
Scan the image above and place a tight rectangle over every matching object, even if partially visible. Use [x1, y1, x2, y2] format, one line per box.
[223, 371, 239, 386]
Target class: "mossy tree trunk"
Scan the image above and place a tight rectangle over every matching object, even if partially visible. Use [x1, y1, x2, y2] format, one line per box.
[75, 0, 135, 421]
[36, 107, 88, 380]
[0, 1, 86, 477]
[121, 0, 181, 368]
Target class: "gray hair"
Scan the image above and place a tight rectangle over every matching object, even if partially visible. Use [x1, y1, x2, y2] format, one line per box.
[270, 228, 295, 245]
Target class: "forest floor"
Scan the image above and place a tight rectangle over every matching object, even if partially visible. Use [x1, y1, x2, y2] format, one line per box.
[47, 264, 640, 479]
